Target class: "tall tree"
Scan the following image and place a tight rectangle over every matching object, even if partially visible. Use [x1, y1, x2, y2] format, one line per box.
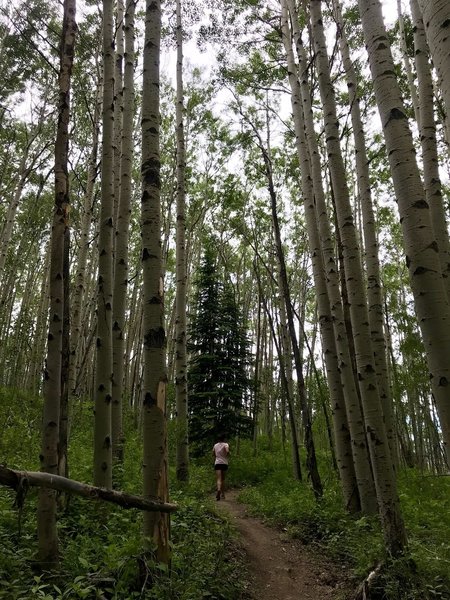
[112, 0, 135, 463]
[416, 0, 450, 136]
[37, 0, 76, 567]
[280, 0, 361, 510]
[310, 0, 407, 554]
[94, 0, 114, 489]
[358, 0, 450, 468]
[410, 0, 450, 302]
[332, 0, 397, 465]
[188, 244, 252, 453]
[175, 0, 189, 482]
[141, 0, 170, 562]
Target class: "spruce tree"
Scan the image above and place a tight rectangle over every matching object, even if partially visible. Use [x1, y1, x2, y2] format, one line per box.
[188, 243, 252, 454]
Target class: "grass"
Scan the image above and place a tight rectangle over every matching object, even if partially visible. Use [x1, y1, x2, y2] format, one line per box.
[0, 392, 247, 600]
[229, 438, 450, 600]
[1, 389, 450, 599]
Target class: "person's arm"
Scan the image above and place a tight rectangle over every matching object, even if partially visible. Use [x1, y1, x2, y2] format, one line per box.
[225, 443, 230, 455]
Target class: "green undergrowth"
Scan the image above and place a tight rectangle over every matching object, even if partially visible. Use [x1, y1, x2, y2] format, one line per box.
[230, 438, 450, 600]
[0, 392, 247, 600]
[0, 486, 245, 599]
[1, 389, 449, 599]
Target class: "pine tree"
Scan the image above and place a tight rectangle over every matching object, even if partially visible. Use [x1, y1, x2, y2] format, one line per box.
[188, 243, 252, 453]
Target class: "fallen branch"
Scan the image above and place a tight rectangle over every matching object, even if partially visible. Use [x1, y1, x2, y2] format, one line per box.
[0, 465, 177, 513]
[354, 563, 382, 600]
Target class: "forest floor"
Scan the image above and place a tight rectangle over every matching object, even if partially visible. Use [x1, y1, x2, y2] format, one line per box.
[218, 489, 354, 600]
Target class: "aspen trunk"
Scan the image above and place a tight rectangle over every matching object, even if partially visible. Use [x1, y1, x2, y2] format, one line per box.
[410, 0, 450, 301]
[113, 0, 124, 230]
[285, 0, 376, 513]
[141, 0, 170, 563]
[27, 241, 50, 394]
[1, 466, 177, 513]
[280, 0, 359, 511]
[0, 153, 30, 278]
[37, 0, 76, 567]
[333, 0, 397, 465]
[69, 86, 100, 398]
[112, 0, 135, 463]
[358, 0, 450, 469]
[94, 0, 114, 489]
[174, 0, 189, 482]
[416, 0, 450, 139]
[310, 0, 407, 554]
[277, 294, 302, 481]
[267, 141, 323, 498]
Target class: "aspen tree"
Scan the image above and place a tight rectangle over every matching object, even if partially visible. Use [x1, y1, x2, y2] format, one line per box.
[287, 1, 377, 514]
[27, 242, 50, 394]
[69, 84, 101, 398]
[333, 0, 396, 464]
[0, 153, 30, 279]
[417, 0, 450, 131]
[309, 0, 407, 553]
[358, 0, 450, 468]
[113, 0, 124, 230]
[0, 124, 49, 279]
[397, 0, 420, 120]
[252, 290, 262, 454]
[175, 0, 189, 482]
[141, 0, 170, 562]
[94, 0, 114, 489]
[112, 0, 135, 463]
[37, 0, 76, 566]
[263, 127, 323, 497]
[410, 0, 450, 302]
[276, 277, 302, 481]
[237, 99, 304, 480]
[280, 0, 360, 511]
[59, 222, 70, 483]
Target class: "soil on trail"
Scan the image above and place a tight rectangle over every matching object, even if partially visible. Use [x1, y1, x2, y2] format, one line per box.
[218, 490, 352, 600]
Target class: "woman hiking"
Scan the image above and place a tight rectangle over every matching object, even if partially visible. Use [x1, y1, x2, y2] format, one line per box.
[212, 433, 230, 500]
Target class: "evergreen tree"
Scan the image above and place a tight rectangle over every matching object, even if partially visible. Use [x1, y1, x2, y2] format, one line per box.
[188, 243, 252, 453]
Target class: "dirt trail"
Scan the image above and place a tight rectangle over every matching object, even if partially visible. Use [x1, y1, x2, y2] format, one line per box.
[218, 490, 351, 600]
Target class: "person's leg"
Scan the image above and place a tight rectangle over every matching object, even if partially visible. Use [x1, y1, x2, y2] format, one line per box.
[215, 468, 222, 499]
[221, 470, 226, 498]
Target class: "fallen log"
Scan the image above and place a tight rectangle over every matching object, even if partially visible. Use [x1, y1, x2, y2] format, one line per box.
[0, 465, 177, 513]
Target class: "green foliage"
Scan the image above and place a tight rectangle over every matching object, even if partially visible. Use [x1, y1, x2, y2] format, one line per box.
[0, 394, 247, 599]
[1, 388, 450, 599]
[188, 242, 253, 455]
[228, 438, 450, 600]
[147, 492, 246, 600]
[0, 388, 42, 468]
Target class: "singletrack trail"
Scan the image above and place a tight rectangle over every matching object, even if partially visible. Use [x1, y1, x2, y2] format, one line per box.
[217, 489, 352, 600]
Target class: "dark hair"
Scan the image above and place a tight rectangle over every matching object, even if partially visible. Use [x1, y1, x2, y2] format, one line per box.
[217, 433, 226, 442]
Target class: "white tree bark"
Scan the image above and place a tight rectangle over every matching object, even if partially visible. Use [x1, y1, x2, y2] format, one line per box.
[310, 0, 407, 554]
[333, 0, 397, 465]
[69, 84, 101, 398]
[141, 0, 170, 562]
[411, 0, 450, 302]
[38, 0, 76, 567]
[175, 0, 189, 482]
[280, 0, 360, 510]
[417, 0, 450, 140]
[112, 0, 135, 462]
[94, 0, 114, 489]
[286, 0, 377, 514]
[358, 0, 450, 469]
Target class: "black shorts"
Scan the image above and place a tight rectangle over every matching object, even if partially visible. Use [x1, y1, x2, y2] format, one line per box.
[214, 463, 228, 471]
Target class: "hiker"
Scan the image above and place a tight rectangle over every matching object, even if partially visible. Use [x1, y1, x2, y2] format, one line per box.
[212, 433, 230, 500]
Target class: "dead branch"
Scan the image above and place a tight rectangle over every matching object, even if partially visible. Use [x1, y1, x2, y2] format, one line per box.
[0, 465, 177, 513]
